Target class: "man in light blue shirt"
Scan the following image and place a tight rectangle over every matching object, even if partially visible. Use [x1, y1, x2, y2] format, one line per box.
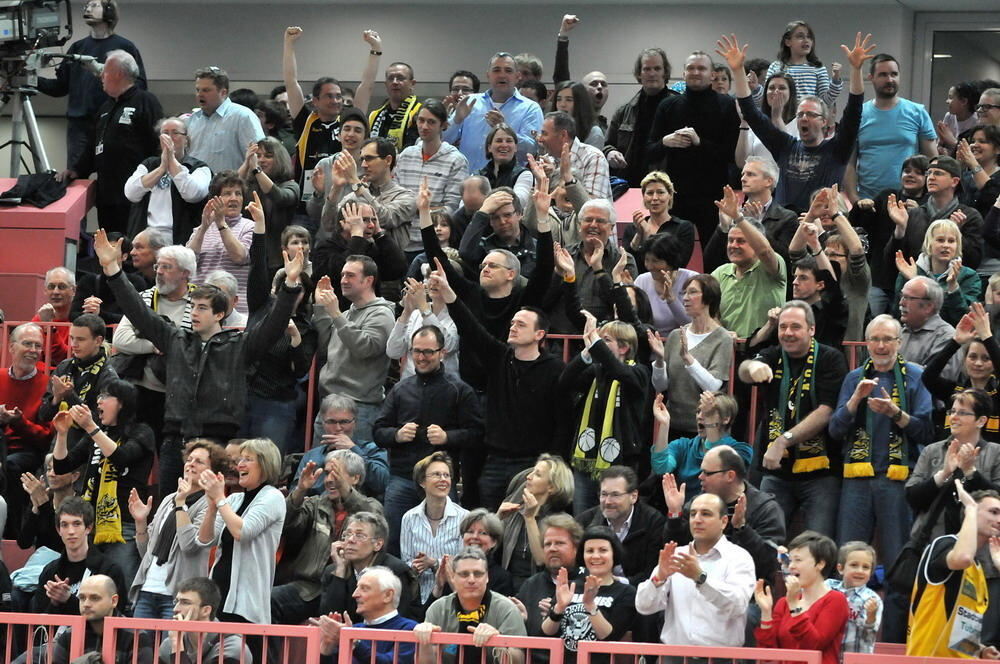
[187, 67, 264, 173]
[850, 54, 937, 200]
[442, 52, 543, 171]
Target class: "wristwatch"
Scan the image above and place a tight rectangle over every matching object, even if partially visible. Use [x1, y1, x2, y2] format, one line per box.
[251, 167, 262, 176]
[781, 431, 795, 443]
[351, 182, 366, 193]
[695, 571, 708, 586]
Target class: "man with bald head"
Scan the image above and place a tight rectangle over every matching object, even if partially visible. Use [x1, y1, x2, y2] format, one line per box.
[636, 491, 756, 647]
[662, 445, 786, 582]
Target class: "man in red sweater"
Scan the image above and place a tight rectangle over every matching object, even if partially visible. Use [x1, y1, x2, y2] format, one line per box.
[31, 267, 76, 367]
[1, 323, 53, 537]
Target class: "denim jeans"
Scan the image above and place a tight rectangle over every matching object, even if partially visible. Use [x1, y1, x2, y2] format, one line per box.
[384, 474, 422, 556]
[837, 475, 912, 571]
[760, 473, 841, 538]
[572, 470, 600, 516]
[133, 590, 175, 619]
[478, 456, 536, 512]
[868, 286, 892, 317]
[244, 393, 299, 455]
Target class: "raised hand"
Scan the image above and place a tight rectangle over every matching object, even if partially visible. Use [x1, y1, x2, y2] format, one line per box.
[284, 26, 303, 43]
[453, 95, 476, 125]
[661, 473, 685, 514]
[311, 168, 326, 197]
[128, 488, 153, 522]
[955, 478, 977, 509]
[714, 185, 741, 221]
[552, 242, 575, 278]
[427, 258, 456, 304]
[341, 202, 366, 237]
[93, 228, 124, 270]
[198, 469, 226, 502]
[417, 176, 431, 212]
[362, 29, 381, 52]
[647, 330, 665, 361]
[950, 209, 968, 228]
[581, 574, 601, 609]
[51, 409, 72, 435]
[553, 567, 575, 612]
[956, 138, 977, 168]
[559, 14, 580, 35]
[970, 302, 992, 340]
[732, 493, 747, 529]
[839, 32, 876, 70]
[315, 275, 340, 316]
[298, 461, 322, 493]
[245, 190, 265, 226]
[894, 251, 917, 281]
[656, 541, 678, 580]
[559, 142, 573, 185]
[50, 374, 74, 402]
[611, 252, 632, 284]
[714, 34, 748, 72]
[21, 472, 48, 508]
[283, 246, 304, 284]
[887, 194, 909, 230]
[533, 169, 551, 219]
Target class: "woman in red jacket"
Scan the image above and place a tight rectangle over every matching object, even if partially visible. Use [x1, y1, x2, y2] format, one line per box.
[755, 531, 849, 664]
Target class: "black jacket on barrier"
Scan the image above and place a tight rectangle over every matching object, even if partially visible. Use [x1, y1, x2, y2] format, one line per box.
[106, 268, 301, 439]
[663, 481, 786, 582]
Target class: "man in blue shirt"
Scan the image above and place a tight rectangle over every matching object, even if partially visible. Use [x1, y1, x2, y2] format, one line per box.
[187, 67, 264, 173]
[442, 52, 543, 171]
[848, 54, 937, 201]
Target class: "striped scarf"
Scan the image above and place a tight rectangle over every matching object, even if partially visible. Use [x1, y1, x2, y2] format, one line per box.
[845, 355, 911, 481]
[766, 340, 829, 473]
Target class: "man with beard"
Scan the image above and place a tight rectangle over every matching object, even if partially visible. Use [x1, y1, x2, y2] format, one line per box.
[647, 51, 740, 245]
[112, 245, 198, 444]
[604, 48, 675, 187]
[848, 54, 938, 202]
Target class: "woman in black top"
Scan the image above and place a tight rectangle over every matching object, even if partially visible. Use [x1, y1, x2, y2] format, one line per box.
[51, 377, 155, 587]
[478, 124, 531, 207]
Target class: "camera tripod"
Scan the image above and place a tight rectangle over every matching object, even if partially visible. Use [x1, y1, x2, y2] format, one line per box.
[0, 54, 52, 177]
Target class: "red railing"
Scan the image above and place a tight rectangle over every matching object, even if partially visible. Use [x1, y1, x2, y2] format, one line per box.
[100, 616, 322, 664]
[1, 614, 87, 664]
[577, 638, 823, 664]
[337, 627, 566, 664]
[847, 652, 994, 663]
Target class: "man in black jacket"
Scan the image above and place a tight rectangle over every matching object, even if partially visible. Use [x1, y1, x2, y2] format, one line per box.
[31, 498, 126, 616]
[431, 260, 566, 512]
[68, 50, 162, 235]
[374, 325, 483, 555]
[94, 227, 304, 496]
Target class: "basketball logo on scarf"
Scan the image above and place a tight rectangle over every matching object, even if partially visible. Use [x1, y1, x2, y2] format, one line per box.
[572, 371, 629, 478]
[82, 439, 126, 544]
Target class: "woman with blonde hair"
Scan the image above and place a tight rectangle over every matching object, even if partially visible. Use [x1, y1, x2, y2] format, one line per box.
[624, 171, 695, 270]
[892, 218, 980, 325]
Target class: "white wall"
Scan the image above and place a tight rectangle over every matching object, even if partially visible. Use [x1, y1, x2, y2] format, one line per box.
[4, 3, 916, 178]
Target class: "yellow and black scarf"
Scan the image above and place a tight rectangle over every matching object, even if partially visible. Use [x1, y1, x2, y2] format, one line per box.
[845, 355, 911, 480]
[82, 431, 125, 544]
[368, 95, 422, 151]
[58, 348, 108, 426]
[571, 361, 635, 479]
[767, 340, 829, 473]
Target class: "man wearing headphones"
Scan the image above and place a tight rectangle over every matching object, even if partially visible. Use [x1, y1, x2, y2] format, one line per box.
[38, 0, 146, 172]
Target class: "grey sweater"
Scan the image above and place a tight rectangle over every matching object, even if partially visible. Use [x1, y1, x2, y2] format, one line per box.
[661, 326, 734, 432]
[315, 296, 396, 404]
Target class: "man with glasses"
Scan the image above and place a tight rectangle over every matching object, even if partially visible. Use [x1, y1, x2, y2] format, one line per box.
[899, 276, 962, 378]
[127, 228, 170, 288]
[443, 52, 543, 172]
[32, 267, 77, 367]
[271, 449, 383, 629]
[124, 116, 211, 244]
[977, 88, 1000, 127]
[886, 155, 984, 278]
[374, 325, 482, 555]
[459, 187, 538, 279]
[159, 577, 251, 664]
[722, 32, 871, 213]
[444, 71, 480, 115]
[318, 513, 419, 621]
[831, 314, 933, 577]
[847, 53, 938, 202]
[187, 66, 264, 173]
[295, 393, 389, 499]
[575, 466, 665, 586]
[112, 245, 198, 447]
[0, 323, 52, 536]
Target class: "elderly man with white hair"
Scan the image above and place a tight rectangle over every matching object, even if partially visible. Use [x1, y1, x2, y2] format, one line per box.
[553, 198, 637, 328]
[67, 49, 163, 235]
[125, 116, 212, 243]
[204, 270, 247, 327]
[311, 565, 418, 664]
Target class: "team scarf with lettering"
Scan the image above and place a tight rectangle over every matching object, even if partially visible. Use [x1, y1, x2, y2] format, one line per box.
[845, 355, 911, 481]
[571, 362, 636, 479]
[368, 96, 422, 151]
[82, 429, 125, 544]
[58, 348, 108, 425]
[767, 339, 829, 473]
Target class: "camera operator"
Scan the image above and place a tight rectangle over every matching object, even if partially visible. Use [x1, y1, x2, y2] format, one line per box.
[36, 0, 146, 172]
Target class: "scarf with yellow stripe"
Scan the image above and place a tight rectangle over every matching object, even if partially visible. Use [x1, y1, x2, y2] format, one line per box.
[766, 339, 829, 473]
[82, 430, 125, 544]
[571, 361, 635, 479]
[845, 355, 910, 481]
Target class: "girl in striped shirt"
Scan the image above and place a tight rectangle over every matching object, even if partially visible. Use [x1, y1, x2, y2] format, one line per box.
[756, 21, 843, 109]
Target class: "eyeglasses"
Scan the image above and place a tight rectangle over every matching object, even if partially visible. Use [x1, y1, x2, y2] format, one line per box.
[411, 347, 443, 357]
[359, 154, 384, 162]
[341, 530, 372, 542]
[454, 569, 487, 579]
[426, 472, 451, 480]
[17, 340, 44, 350]
[154, 263, 179, 272]
[947, 409, 977, 418]
[324, 418, 355, 426]
[599, 491, 630, 500]
[237, 456, 258, 465]
[480, 261, 512, 271]
[450, 86, 474, 94]
[899, 294, 931, 303]
[699, 468, 728, 477]
[581, 216, 612, 226]
[976, 104, 1000, 112]
[867, 336, 900, 345]
[795, 111, 824, 119]
[162, 130, 187, 137]
[45, 283, 72, 291]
